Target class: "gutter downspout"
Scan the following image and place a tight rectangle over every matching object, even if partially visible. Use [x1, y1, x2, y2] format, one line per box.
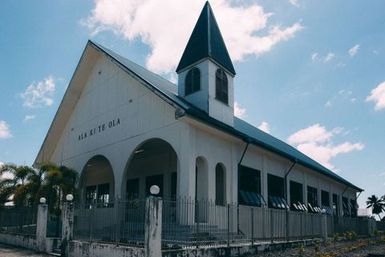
[284, 160, 297, 201]
[284, 159, 297, 242]
[341, 186, 350, 217]
[238, 141, 250, 166]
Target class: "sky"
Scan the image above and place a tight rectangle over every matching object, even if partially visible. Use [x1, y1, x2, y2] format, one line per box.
[0, 0, 384, 209]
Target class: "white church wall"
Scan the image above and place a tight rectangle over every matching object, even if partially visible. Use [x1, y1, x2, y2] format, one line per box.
[193, 125, 236, 203]
[49, 54, 190, 199]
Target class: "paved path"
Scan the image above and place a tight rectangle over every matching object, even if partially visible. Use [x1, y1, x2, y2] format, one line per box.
[0, 244, 53, 257]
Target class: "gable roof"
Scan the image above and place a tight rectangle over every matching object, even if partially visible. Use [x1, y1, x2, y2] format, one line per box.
[35, 40, 362, 192]
[175, 1, 236, 75]
[92, 42, 362, 192]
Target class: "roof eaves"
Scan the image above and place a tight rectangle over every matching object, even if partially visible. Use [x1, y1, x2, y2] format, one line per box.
[183, 108, 363, 192]
[33, 40, 96, 167]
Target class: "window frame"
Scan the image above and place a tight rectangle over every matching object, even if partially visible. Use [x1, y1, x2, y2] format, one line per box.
[307, 186, 318, 207]
[215, 68, 229, 104]
[238, 165, 264, 206]
[185, 67, 201, 96]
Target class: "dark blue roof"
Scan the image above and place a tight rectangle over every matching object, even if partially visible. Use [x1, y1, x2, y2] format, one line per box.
[90, 41, 362, 192]
[176, 2, 236, 75]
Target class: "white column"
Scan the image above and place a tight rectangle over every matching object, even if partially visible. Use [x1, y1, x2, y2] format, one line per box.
[177, 127, 195, 200]
[61, 201, 74, 257]
[144, 197, 162, 257]
[36, 204, 48, 252]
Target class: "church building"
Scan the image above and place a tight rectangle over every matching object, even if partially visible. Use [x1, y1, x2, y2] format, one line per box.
[34, 2, 361, 218]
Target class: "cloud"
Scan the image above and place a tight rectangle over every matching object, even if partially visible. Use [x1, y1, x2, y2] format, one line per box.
[366, 81, 385, 111]
[0, 121, 12, 139]
[83, 0, 303, 74]
[234, 102, 247, 118]
[21, 76, 56, 108]
[325, 89, 356, 107]
[289, 0, 299, 7]
[348, 44, 360, 57]
[324, 52, 335, 63]
[311, 53, 318, 62]
[23, 115, 36, 122]
[258, 121, 270, 133]
[311, 52, 335, 63]
[288, 124, 364, 169]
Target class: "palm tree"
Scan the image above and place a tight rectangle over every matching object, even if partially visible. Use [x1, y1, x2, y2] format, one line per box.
[366, 195, 385, 220]
[0, 163, 78, 211]
[0, 164, 35, 206]
[39, 163, 78, 212]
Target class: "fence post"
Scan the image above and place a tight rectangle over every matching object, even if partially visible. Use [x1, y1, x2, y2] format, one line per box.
[61, 201, 74, 257]
[227, 203, 230, 247]
[144, 196, 162, 257]
[36, 203, 48, 252]
[114, 198, 120, 245]
[270, 209, 274, 243]
[322, 214, 328, 240]
[251, 207, 254, 245]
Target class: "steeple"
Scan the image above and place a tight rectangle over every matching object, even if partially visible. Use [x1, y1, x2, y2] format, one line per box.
[177, 1, 235, 126]
[176, 1, 235, 75]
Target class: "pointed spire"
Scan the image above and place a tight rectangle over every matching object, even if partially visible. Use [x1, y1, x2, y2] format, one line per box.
[176, 1, 236, 75]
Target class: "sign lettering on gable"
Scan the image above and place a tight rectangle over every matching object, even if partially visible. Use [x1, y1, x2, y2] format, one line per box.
[78, 118, 121, 141]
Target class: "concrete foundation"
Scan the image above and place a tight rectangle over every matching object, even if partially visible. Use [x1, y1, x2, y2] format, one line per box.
[68, 240, 145, 257]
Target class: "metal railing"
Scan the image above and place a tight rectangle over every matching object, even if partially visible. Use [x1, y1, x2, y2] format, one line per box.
[73, 199, 146, 247]
[72, 197, 374, 249]
[162, 198, 238, 248]
[0, 206, 37, 236]
[161, 198, 372, 248]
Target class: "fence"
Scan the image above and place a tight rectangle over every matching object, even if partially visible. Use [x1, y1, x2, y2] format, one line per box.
[73, 199, 146, 247]
[377, 221, 385, 231]
[0, 206, 37, 236]
[161, 198, 373, 248]
[72, 197, 375, 249]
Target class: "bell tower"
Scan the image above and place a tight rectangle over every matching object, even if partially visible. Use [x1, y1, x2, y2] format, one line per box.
[176, 1, 236, 126]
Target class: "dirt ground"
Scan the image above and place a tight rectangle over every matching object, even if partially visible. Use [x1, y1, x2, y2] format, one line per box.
[0, 243, 52, 257]
[256, 238, 385, 257]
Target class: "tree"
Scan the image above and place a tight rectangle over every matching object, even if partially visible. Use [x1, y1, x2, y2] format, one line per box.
[0, 164, 36, 206]
[0, 163, 78, 211]
[39, 163, 78, 212]
[366, 194, 385, 220]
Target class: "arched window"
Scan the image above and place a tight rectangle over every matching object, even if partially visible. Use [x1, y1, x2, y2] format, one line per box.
[215, 163, 226, 206]
[185, 67, 201, 95]
[215, 69, 228, 104]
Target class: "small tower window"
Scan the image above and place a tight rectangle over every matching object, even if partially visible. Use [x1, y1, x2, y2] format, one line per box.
[185, 67, 201, 95]
[215, 69, 228, 104]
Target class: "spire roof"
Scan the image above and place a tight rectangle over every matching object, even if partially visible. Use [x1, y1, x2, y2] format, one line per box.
[176, 1, 236, 75]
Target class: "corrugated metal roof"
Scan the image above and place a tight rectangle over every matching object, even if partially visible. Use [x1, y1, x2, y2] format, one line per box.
[175, 1, 236, 75]
[91, 41, 363, 192]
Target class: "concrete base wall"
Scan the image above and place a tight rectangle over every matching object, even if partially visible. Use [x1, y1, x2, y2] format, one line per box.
[67, 239, 318, 257]
[163, 240, 316, 257]
[69, 241, 145, 257]
[0, 233, 37, 251]
[0, 233, 59, 253]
